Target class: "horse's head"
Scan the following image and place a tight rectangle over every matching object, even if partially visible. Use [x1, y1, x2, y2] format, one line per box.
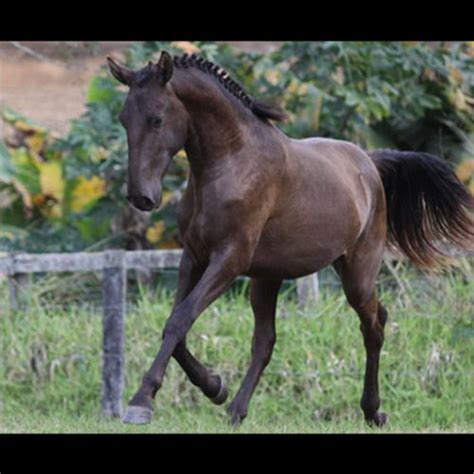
[107, 51, 188, 212]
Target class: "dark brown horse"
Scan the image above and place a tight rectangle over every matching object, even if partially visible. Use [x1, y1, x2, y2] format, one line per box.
[107, 51, 474, 427]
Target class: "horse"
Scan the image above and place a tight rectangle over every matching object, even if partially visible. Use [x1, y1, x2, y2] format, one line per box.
[106, 51, 474, 427]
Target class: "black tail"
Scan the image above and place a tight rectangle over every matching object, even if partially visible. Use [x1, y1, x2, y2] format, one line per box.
[369, 149, 474, 269]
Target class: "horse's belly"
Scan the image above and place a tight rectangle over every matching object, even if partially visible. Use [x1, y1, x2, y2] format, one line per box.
[246, 248, 337, 279]
[245, 225, 351, 280]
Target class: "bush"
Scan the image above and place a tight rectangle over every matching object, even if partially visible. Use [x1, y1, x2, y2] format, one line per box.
[1, 41, 473, 253]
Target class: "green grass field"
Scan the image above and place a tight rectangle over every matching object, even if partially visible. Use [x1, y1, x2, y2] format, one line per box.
[1, 262, 473, 433]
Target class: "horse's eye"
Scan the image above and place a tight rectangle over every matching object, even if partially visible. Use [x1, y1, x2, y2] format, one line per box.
[149, 116, 163, 128]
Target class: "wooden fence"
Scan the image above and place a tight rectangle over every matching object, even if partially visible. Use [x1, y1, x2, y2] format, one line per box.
[0, 249, 318, 418]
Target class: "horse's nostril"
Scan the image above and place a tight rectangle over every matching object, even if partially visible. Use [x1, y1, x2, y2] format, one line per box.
[127, 195, 155, 211]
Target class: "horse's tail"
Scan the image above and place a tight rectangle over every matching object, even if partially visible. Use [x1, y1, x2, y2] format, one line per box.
[368, 149, 474, 269]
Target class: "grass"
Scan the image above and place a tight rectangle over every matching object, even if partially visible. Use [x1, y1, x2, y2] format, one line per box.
[1, 261, 473, 433]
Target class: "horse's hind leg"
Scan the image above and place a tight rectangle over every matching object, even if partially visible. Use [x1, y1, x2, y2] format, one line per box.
[333, 232, 388, 427]
[227, 278, 282, 426]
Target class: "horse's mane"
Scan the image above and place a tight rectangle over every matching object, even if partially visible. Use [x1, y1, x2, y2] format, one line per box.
[172, 53, 287, 123]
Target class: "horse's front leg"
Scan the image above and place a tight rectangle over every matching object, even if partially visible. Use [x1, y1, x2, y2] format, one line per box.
[171, 251, 228, 405]
[123, 245, 248, 424]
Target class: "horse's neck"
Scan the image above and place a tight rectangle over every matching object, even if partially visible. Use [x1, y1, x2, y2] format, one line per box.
[172, 71, 253, 176]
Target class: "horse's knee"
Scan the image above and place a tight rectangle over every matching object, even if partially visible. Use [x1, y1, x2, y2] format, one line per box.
[162, 299, 194, 341]
[162, 316, 188, 342]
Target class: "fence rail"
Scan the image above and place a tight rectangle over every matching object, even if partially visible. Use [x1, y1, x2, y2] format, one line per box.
[0, 249, 319, 418]
[0, 249, 183, 274]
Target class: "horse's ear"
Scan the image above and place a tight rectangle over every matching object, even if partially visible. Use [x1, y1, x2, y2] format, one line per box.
[156, 51, 174, 86]
[107, 57, 135, 86]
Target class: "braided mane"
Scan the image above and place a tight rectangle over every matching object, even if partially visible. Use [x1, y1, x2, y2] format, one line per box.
[172, 53, 287, 122]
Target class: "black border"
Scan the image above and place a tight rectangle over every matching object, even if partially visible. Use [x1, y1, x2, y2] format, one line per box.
[0, 433, 472, 470]
[1, 6, 472, 472]
[2, 6, 473, 40]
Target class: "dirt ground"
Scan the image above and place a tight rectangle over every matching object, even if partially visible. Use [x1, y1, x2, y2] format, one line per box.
[0, 41, 280, 139]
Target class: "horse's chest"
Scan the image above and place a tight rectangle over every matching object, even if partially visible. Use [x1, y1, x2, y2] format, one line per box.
[181, 200, 232, 264]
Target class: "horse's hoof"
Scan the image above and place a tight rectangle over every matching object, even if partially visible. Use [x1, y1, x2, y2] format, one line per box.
[230, 411, 244, 428]
[227, 401, 246, 428]
[367, 411, 388, 427]
[210, 376, 228, 405]
[374, 412, 388, 427]
[122, 405, 154, 425]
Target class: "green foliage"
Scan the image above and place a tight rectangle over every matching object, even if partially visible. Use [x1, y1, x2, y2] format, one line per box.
[1, 41, 473, 253]
[255, 41, 474, 155]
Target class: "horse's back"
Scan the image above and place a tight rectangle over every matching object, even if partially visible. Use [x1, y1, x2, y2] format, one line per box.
[287, 136, 382, 227]
[292, 137, 380, 187]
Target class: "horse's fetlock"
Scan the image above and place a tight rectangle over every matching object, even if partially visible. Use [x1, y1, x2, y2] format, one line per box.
[361, 394, 380, 417]
[142, 373, 162, 393]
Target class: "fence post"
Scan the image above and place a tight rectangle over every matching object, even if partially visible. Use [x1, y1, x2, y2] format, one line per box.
[6, 253, 29, 312]
[101, 249, 126, 418]
[8, 272, 29, 311]
[296, 273, 319, 310]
